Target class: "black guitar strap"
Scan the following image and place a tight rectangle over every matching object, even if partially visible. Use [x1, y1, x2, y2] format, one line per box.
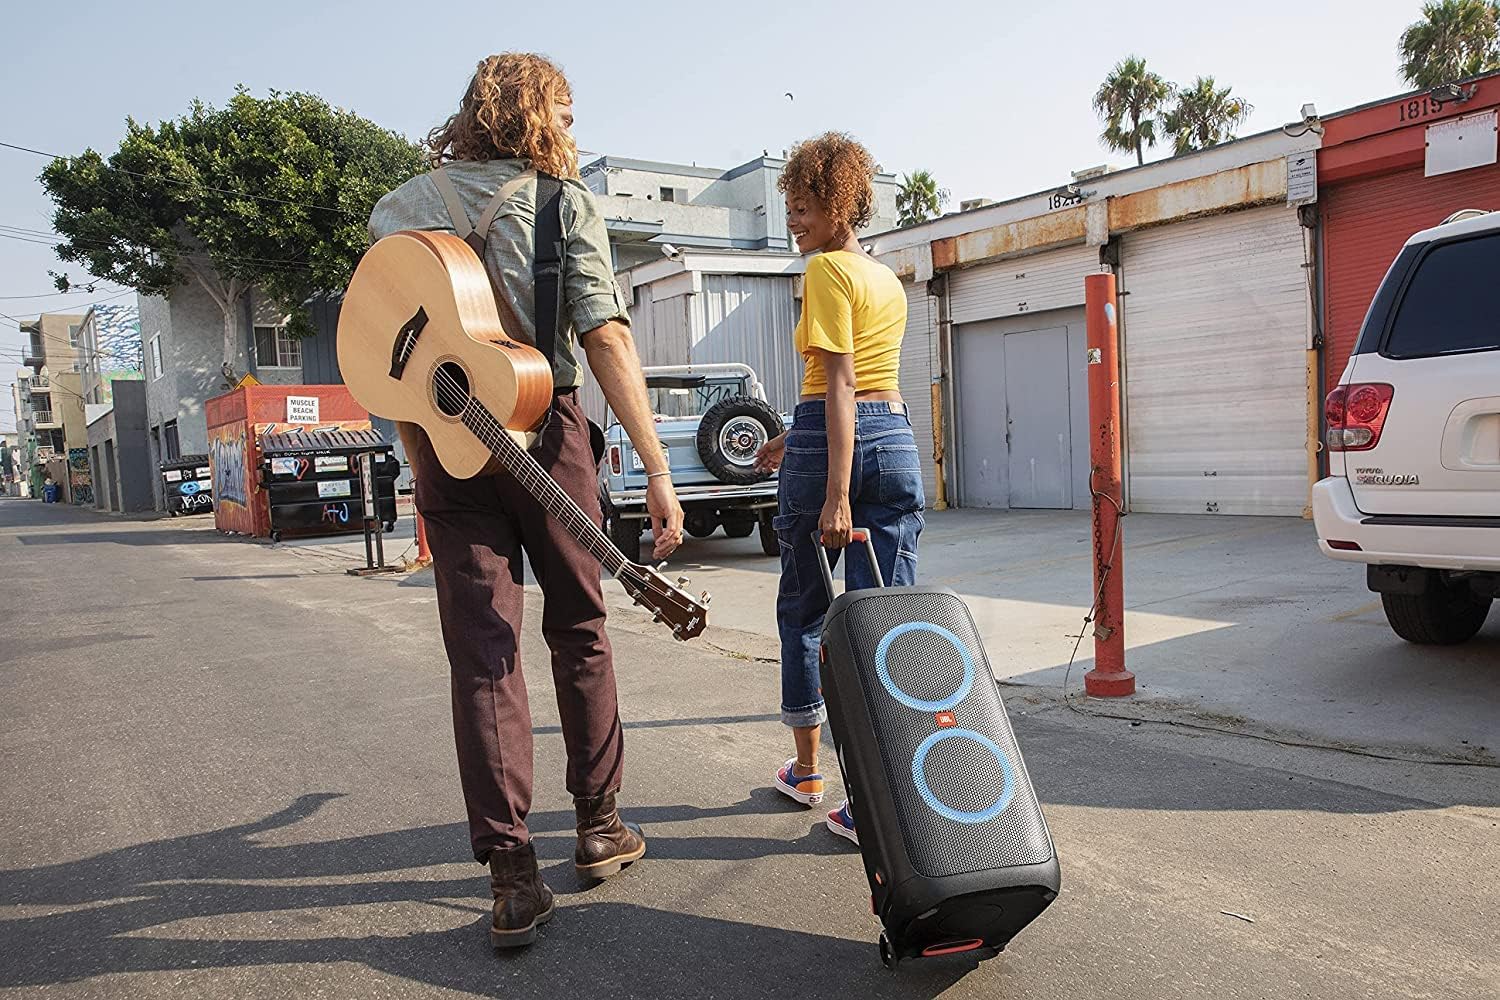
[432, 166, 602, 465]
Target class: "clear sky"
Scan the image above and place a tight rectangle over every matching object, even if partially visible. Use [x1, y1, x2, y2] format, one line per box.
[0, 0, 1428, 431]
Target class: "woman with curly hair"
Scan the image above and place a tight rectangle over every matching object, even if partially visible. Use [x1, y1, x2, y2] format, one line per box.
[368, 53, 684, 949]
[754, 132, 924, 846]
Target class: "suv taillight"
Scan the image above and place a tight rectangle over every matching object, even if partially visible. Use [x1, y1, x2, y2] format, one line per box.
[608, 445, 623, 476]
[1325, 383, 1394, 452]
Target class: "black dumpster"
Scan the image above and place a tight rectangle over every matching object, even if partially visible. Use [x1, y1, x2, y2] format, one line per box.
[258, 428, 399, 542]
[161, 454, 215, 516]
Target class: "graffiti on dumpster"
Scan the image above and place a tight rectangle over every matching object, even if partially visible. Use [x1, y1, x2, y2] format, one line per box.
[321, 502, 351, 525]
[209, 429, 247, 507]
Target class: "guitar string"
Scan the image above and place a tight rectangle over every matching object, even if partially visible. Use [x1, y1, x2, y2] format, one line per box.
[427, 366, 700, 620]
[430, 366, 622, 570]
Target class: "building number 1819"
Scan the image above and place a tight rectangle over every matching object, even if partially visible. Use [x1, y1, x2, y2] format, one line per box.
[1398, 96, 1446, 122]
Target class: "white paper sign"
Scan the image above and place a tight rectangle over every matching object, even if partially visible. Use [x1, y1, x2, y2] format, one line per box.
[1426, 111, 1498, 177]
[286, 395, 320, 424]
[318, 480, 352, 499]
[271, 457, 300, 476]
[1287, 151, 1317, 204]
[314, 455, 348, 473]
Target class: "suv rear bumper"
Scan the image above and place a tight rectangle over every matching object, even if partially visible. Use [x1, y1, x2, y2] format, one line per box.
[1312, 477, 1500, 570]
[610, 482, 780, 514]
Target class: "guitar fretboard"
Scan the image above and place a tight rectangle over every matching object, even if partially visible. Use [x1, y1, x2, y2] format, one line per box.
[459, 400, 630, 578]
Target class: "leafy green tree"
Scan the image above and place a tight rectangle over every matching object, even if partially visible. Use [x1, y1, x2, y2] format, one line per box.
[1093, 56, 1174, 166]
[1399, 0, 1500, 87]
[42, 88, 425, 368]
[1163, 77, 1254, 155]
[896, 170, 950, 227]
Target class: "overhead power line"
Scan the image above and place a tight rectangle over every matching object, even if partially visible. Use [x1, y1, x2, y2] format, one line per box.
[0, 139, 362, 216]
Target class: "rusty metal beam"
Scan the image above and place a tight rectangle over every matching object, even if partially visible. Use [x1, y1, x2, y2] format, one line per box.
[1107, 160, 1287, 234]
[941, 206, 1087, 271]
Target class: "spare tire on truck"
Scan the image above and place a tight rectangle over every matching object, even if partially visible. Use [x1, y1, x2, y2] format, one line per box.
[696, 396, 781, 485]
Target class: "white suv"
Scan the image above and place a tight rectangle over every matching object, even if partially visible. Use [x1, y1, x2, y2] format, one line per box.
[1313, 209, 1499, 645]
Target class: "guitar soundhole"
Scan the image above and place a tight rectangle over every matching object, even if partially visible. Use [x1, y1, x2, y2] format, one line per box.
[432, 361, 471, 418]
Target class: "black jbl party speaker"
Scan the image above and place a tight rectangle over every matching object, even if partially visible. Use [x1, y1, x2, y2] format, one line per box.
[816, 535, 1059, 968]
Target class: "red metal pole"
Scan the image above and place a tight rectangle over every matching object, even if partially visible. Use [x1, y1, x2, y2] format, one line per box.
[414, 507, 432, 568]
[1083, 273, 1134, 698]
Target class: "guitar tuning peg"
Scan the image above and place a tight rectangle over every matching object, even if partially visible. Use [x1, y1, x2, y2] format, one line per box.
[677, 575, 691, 587]
[700, 591, 713, 605]
[655, 561, 667, 572]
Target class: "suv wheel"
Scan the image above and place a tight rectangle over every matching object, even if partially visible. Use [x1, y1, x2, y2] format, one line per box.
[757, 510, 780, 557]
[723, 515, 756, 538]
[696, 396, 780, 486]
[1381, 580, 1492, 645]
[608, 510, 643, 564]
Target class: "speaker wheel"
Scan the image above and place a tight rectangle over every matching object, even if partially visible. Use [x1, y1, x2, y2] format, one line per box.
[878, 932, 897, 971]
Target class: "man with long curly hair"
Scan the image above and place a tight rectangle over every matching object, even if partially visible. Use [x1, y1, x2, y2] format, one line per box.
[369, 53, 684, 949]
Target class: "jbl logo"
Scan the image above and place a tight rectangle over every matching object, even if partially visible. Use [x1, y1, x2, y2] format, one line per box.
[935, 711, 957, 728]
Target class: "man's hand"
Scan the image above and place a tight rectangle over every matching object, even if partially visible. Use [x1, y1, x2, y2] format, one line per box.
[754, 432, 787, 474]
[647, 476, 685, 560]
[818, 493, 852, 549]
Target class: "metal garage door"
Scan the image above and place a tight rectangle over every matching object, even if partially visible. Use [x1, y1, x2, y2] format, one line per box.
[899, 280, 938, 500]
[948, 243, 1098, 324]
[1121, 204, 1309, 515]
[955, 309, 1090, 510]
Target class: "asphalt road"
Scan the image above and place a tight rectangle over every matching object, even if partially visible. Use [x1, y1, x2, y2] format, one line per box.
[2, 499, 1496, 1000]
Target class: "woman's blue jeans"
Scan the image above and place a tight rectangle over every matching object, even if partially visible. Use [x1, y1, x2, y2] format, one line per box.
[773, 401, 925, 727]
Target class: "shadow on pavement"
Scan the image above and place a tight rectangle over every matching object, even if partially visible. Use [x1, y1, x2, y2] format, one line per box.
[15, 529, 230, 548]
[0, 793, 973, 997]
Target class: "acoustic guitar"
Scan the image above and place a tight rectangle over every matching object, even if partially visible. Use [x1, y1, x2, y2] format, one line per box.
[337, 230, 709, 641]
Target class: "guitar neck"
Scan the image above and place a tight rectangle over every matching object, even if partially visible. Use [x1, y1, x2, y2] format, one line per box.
[460, 402, 630, 577]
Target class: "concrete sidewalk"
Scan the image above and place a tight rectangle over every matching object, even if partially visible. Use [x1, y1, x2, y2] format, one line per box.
[282, 504, 1495, 762]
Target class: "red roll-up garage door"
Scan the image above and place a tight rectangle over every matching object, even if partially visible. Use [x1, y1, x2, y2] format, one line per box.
[1322, 164, 1500, 390]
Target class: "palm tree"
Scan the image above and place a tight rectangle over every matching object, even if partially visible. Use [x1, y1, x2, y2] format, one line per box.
[1093, 56, 1174, 166]
[1163, 77, 1254, 155]
[896, 170, 949, 227]
[1399, 0, 1500, 88]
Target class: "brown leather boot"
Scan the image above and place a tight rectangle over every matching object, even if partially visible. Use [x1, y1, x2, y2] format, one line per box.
[574, 792, 647, 880]
[487, 843, 555, 949]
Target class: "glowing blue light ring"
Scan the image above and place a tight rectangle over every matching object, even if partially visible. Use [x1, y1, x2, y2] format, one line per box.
[874, 621, 974, 713]
[912, 729, 1015, 824]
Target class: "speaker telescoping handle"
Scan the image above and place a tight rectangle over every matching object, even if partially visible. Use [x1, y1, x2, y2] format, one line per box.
[812, 527, 885, 601]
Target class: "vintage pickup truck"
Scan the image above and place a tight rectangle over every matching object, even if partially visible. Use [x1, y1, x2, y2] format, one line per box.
[599, 363, 789, 563]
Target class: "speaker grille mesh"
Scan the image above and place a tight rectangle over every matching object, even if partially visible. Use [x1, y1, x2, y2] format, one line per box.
[841, 592, 1054, 878]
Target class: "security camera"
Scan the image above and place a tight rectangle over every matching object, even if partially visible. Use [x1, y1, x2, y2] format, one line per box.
[1430, 82, 1476, 104]
[1300, 103, 1319, 122]
[660, 244, 683, 261]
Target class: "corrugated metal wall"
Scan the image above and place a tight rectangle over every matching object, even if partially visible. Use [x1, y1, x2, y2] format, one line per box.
[694, 275, 802, 412]
[580, 273, 802, 426]
[899, 280, 939, 500]
[1322, 164, 1500, 390]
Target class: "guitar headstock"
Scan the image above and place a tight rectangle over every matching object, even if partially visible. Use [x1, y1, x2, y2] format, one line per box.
[619, 562, 710, 641]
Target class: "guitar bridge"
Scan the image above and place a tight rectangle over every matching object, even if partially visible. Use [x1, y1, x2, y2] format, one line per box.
[388, 306, 429, 380]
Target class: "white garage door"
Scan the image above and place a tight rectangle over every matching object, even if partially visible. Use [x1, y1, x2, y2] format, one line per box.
[1121, 205, 1309, 516]
[899, 280, 938, 501]
[948, 243, 1099, 324]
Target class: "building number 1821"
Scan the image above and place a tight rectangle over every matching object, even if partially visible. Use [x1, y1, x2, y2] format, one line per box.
[1398, 96, 1446, 122]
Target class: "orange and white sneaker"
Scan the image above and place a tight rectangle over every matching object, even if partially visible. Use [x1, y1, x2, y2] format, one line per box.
[773, 759, 825, 806]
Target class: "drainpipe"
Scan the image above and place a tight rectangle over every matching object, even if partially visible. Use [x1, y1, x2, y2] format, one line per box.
[1298, 203, 1322, 519]
[927, 272, 952, 510]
